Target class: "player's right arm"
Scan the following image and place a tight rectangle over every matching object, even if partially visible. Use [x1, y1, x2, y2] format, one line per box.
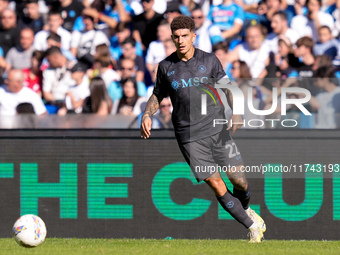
[140, 94, 163, 139]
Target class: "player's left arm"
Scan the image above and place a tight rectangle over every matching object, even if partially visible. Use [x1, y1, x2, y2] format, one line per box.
[223, 87, 243, 135]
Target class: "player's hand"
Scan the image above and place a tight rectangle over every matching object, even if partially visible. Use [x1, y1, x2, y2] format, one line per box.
[140, 114, 152, 139]
[227, 114, 243, 135]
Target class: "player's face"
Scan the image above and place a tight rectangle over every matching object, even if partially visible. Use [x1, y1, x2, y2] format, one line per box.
[172, 29, 196, 56]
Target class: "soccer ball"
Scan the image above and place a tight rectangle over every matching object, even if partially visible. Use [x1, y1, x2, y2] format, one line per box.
[12, 214, 47, 247]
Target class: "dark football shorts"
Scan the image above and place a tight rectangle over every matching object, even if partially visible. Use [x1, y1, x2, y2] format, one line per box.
[178, 129, 244, 182]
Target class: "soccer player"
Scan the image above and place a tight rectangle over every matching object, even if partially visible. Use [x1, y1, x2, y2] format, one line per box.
[140, 15, 266, 243]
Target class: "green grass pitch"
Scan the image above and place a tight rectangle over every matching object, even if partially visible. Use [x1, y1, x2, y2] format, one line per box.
[1, 238, 340, 255]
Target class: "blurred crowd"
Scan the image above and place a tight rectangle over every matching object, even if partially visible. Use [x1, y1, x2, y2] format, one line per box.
[0, 0, 339, 129]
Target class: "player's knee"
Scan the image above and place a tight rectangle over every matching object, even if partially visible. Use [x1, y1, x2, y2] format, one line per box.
[230, 178, 248, 191]
[205, 178, 226, 193]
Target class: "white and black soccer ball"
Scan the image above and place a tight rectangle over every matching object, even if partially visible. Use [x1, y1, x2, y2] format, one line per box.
[12, 214, 47, 247]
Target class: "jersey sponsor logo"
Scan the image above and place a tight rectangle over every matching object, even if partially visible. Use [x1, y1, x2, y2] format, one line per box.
[171, 77, 209, 90]
[198, 65, 206, 73]
[167, 71, 175, 76]
[212, 10, 235, 17]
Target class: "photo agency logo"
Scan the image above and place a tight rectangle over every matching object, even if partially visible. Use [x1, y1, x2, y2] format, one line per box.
[201, 78, 312, 128]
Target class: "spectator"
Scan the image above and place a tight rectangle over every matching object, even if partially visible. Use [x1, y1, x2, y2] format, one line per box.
[79, 0, 132, 31]
[164, 1, 182, 25]
[285, 0, 308, 26]
[42, 46, 75, 105]
[5, 28, 35, 72]
[314, 26, 338, 60]
[46, 32, 76, 61]
[294, 36, 319, 95]
[109, 58, 146, 101]
[163, 38, 176, 56]
[153, 97, 173, 128]
[213, 42, 231, 74]
[0, 0, 9, 14]
[208, 0, 245, 42]
[82, 76, 112, 115]
[145, 20, 171, 75]
[228, 25, 269, 78]
[179, 0, 200, 16]
[58, 62, 90, 115]
[22, 50, 44, 96]
[59, 0, 85, 32]
[230, 60, 253, 80]
[257, 0, 285, 34]
[265, 11, 300, 54]
[132, 0, 164, 51]
[110, 22, 143, 61]
[309, 66, 340, 128]
[111, 77, 146, 116]
[0, 69, 46, 115]
[34, 10, 72, 51]
[291, 0, 334, 41]
[294, 36, 315, 79]
[70, 13, 110, 68]
[191, 7, 224, 53]
[117, 37, 145, 83]
[93, 44, 120, 89]
[0, 9, 20, 57]
[18, 0, 45, 34]
[274, 35, 299, 78]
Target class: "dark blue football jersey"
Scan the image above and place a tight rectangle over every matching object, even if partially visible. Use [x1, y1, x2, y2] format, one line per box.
[153, 48, 227, 143]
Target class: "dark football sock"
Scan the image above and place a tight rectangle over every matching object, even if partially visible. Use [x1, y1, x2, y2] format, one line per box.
[217, 189, 253, 228]
[233, 185, 251, 210]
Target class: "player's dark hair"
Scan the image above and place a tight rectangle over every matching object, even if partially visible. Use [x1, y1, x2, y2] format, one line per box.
[117, 77, 139, 113]
[170, 15, 195, 33]
[47, 32, 61, 43]
[45, 46, 62, 56]
[122, 37, 136, 47]
[272, 11, 287, 21]
[296, 36, 314, 49]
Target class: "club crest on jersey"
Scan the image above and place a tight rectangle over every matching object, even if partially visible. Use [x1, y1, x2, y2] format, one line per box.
[198, 65, 206, 73]
[171, 79, 181, 91]
[167, 71, 175, 76]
